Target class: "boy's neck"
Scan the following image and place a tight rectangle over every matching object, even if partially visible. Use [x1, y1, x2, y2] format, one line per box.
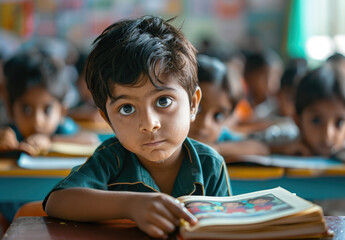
[140, 146, 185, 195]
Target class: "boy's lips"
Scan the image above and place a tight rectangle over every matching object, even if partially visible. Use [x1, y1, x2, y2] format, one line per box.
[143, 140, 166, 147]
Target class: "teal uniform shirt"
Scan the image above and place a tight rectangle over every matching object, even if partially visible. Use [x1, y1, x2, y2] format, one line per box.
[43, 137, 232, 209]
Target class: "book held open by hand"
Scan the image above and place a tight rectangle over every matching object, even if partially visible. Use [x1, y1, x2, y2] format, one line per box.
[178, 187, 330, 239]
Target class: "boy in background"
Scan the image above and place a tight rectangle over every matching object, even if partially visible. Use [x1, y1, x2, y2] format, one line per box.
[188, 54, 269, 160]
[0, 50, 99, 155]
[44, 16, 231, 239]
[272, 63, 345, 158]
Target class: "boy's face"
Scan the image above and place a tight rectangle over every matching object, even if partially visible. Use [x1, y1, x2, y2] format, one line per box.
[11, 86, 64, 139]
[189, 82, 232, 143]
[246, 66, 270, 105]
[297, 98, 345, 157]
[102, 75, 200, 165]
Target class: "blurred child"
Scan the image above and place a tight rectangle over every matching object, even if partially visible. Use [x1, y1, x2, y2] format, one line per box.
[248, 58, 308, 146]
[44, 16, 231, 239]
[188, 54, 269, 160]
[276, 58, 308, 118]
[68, 51, 104, 123]
[271, 63, 345, 158]
[0, 50, 99, 156]
[243, 50, 281, 119]
[0, 52, 9, 126]
[326, 52, 345, 69]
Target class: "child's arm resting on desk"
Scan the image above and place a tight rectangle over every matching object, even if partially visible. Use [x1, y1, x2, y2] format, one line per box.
[45, 188, 198, 239]
[0, 127, 39, 155]
[211, 140, 270, 162]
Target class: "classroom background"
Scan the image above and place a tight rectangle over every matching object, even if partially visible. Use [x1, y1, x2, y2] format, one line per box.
[1, 0, 345, 239]
[1, 0, 344, 65]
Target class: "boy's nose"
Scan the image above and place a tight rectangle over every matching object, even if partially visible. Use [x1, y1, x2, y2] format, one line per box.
[139, 109, 161, 133]
[33, 111, 45, 131]
[324, 123, 336, 146]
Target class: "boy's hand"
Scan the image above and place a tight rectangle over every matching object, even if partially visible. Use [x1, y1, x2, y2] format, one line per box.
[272, 139, 312, 156]
[0, 127, 20, 151]
[130, 193, 198, 239]
[0, 127, 41, 155]
[25, 134, 52, 155]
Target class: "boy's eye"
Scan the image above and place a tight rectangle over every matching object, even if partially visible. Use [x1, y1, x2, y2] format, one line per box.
[44, 105, 53, 115]
[22, 105, 32, 115]
[335, 118, 345, 128]
[214, 112, 226, 123]
[119, 104, 135, 116]
[156, 97, 172, 108]
[311, 117, 321, 125]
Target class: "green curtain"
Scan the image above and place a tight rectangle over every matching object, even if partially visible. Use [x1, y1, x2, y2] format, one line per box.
[286, 0, 307, 59]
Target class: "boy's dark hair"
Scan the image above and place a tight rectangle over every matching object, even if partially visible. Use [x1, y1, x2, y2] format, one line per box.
[3, 50, 67, 109]
[197, 54, 243, 110]
[85, 15, 198, 120]
[326, 52, 345, 64]
[243, 51, 271, 77]
[280, 58, 308, 90]
[295, 63, 345, 116]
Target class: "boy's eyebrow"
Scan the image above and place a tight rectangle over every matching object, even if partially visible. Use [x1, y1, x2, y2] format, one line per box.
[109, 86, 177, 105]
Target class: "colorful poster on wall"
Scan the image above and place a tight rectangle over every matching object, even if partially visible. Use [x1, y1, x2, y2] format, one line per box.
[0, 0, 34, 39]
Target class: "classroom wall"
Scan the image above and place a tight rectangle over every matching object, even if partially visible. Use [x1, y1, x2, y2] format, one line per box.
[0, 0, 288, 56]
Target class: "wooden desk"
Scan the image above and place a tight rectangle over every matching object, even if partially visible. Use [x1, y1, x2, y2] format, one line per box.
[1, 158, 345, 203]
[2, 217, 174, 240]
[3, 216, 343, 240]
[228, 165, 345, 200]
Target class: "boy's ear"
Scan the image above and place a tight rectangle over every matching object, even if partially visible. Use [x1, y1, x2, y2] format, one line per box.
[190, 87, 202, 121]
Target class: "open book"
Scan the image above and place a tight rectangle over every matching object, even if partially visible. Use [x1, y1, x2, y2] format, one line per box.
[47, 142, 98, 157]
[228, 154, 345, 169]
[178, 187, 330, 239]
[17, 153, 87, 169]
[0, 141, 98, 159]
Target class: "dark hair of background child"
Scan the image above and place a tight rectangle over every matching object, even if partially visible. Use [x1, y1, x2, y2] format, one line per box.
[295, 63, 345, 116]
[3, 50, 67, 110]
[197, 54, 244, 111]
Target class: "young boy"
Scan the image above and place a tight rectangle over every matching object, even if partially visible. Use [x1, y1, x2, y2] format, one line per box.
[44, 16, 231, 238]
[272, 63, 345, 158]
[0, 50, 99, 155]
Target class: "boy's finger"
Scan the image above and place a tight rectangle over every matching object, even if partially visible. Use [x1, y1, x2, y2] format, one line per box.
[18, 142, 39, 156]
[148, 213, 176, 234]
[166, 198, 198, 225]
[181, 206, 198, 225]
[144, 223, 168, 239]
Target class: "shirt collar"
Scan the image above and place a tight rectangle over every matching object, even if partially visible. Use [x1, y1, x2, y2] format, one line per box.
[132, 138, 205, 197]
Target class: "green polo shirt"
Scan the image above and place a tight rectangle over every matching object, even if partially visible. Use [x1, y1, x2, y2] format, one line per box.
[43, 137, 231, 209]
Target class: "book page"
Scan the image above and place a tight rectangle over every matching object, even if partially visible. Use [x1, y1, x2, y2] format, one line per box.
[178, 187, 317, 229]
[48, 142, 98, 156]
[237, 155, 345, 169]
[17, 153, 87, 169]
